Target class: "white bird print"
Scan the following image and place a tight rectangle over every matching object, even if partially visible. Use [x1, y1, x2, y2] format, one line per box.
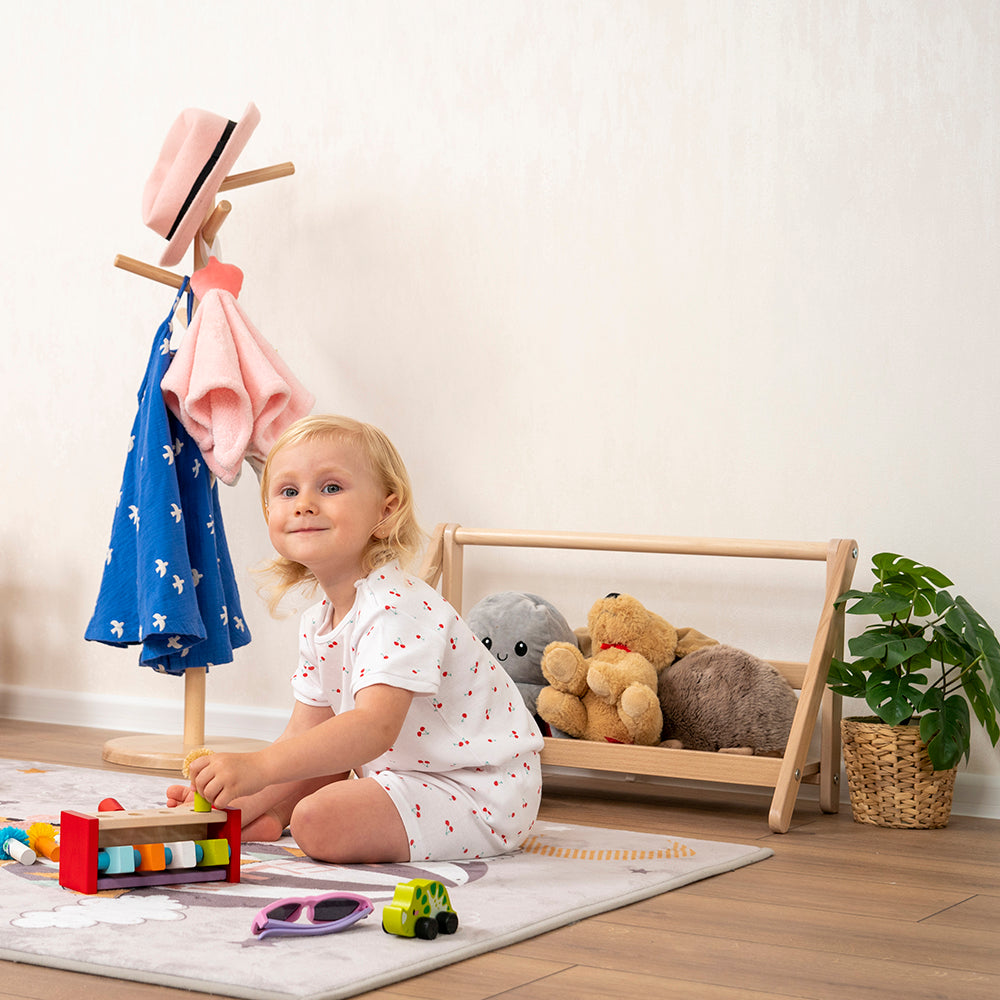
[127, 435, 135, 453]
[129, 505, 140, 530]
[170, 503, 182, 523]
[206, 517, 215, 535]
[167, 635, 183, 649]
[173, 437, 183, 457]
[154, 559, 168, 578]
[191, 568, 204, 587]
[172, 574, 184, 594]
[159, 337, 171, 356]
[152, 613, 167, 632]
[192, 457, 201, 478]
[220, 605, 229, 626]
[162, 445, 175, 465]
[234, 616, 245, 632]
[110, 620, 125, 639]
[105, 548, 113, 566]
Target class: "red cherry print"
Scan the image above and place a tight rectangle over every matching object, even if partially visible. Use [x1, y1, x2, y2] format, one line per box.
[416, 726, 427, 737]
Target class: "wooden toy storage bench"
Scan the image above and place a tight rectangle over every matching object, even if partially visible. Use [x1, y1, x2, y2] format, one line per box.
[419, 524, 858, 834]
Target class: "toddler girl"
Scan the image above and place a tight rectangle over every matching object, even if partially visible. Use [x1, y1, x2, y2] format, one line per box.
[168, 415, 543, 863]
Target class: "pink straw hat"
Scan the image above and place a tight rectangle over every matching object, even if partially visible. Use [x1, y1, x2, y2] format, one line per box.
[142, 103, 260, 268]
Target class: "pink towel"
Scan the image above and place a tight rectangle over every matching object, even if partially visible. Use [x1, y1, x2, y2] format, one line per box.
[161, 263, 314, 485]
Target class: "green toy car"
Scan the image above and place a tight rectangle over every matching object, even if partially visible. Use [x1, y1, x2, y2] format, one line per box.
[381, 878, 459, 939]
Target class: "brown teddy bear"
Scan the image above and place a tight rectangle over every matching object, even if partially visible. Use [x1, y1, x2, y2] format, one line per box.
[537, 592, 716, 745]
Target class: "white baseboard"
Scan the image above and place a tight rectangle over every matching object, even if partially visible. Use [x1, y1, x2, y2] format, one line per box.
[0, 684, 286, 743]
[3, 685, 996, 821]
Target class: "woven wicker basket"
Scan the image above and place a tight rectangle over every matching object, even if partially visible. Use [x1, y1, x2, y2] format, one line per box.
[841, 717, 956, 829]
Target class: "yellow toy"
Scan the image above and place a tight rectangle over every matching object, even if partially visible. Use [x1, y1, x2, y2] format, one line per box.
[382, 879, 458, 939]
[182, 747, 216, 812]
[537, 593, 716, 746]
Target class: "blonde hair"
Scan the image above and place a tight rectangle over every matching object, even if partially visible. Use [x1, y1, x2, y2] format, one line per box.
[256, 415, 425, 615]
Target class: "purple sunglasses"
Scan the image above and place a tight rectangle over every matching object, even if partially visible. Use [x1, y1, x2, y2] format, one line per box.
[251, 891, 374, 940]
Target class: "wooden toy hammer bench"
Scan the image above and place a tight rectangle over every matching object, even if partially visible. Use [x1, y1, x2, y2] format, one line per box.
[418, 524, 858, 833]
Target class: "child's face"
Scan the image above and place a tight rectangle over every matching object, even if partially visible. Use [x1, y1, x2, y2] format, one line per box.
[265, 435, 397, 592]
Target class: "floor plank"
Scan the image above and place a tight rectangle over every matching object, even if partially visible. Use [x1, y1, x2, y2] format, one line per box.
[1, 719, 997, 1000]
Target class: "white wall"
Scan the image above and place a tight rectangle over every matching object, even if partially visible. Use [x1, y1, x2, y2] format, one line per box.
[2, 1, 997, 814]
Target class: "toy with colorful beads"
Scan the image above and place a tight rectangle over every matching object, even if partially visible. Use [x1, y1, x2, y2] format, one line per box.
[58, 803, 240, 894]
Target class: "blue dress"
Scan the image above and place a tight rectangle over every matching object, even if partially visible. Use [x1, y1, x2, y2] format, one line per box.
[85, 281, 251, 674]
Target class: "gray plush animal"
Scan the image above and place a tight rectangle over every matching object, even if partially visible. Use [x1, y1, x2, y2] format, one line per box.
[657, 645, 798, 755]
[465, 591, 577, 716]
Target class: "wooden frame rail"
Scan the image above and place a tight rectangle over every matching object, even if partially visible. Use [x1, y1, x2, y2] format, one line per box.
[419, 524, 858, 833]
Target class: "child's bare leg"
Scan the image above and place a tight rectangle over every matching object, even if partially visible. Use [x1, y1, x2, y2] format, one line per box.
[290, 777, 409, 864]
[240, 775, 343, 841]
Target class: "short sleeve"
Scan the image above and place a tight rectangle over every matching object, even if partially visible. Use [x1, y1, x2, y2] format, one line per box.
[350, 603, 448, 697]
[290, 606, 329, 707]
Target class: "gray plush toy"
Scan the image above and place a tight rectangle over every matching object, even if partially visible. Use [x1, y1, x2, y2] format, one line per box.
[657, 645, 799, 755]
[465, 591, 578, 716]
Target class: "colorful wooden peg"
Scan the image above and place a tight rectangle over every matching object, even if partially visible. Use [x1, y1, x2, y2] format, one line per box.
[27, 822, 60, 862]
[1, 825, 36, 865]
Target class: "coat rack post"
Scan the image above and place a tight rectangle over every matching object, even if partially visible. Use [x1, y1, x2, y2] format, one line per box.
[102, 162, 293, 772]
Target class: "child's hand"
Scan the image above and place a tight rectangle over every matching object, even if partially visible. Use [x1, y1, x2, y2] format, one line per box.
[188, 751, 268, 808]
[166, 784, 195, 808]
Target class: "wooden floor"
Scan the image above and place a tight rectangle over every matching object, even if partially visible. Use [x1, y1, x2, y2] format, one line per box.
[2, 720, 998, 1000]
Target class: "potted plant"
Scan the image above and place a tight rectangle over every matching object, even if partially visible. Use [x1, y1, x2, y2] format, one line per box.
[827, 552, 1000, 828]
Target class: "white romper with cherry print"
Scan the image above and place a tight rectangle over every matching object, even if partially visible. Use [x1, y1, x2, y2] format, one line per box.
[291, 563, 544, 861]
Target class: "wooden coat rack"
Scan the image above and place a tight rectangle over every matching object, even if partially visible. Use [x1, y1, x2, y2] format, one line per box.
[102, 161, 294, 772]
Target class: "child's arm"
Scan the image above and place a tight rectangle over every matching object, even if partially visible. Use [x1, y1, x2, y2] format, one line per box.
[188, 684, 413, 809]
[166, 701, 335, 818]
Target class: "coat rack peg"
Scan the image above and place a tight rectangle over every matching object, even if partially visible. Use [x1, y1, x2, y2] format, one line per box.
[113, 254, 185, 289]
[218, 161, 295, 192]
[200, 200, 232, 248]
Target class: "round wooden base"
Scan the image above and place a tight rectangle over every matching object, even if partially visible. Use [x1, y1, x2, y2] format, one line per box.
[102, 735, 271, 772]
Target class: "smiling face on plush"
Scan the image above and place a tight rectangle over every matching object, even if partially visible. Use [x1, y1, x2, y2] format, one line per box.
[465, 592, 577, 715]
